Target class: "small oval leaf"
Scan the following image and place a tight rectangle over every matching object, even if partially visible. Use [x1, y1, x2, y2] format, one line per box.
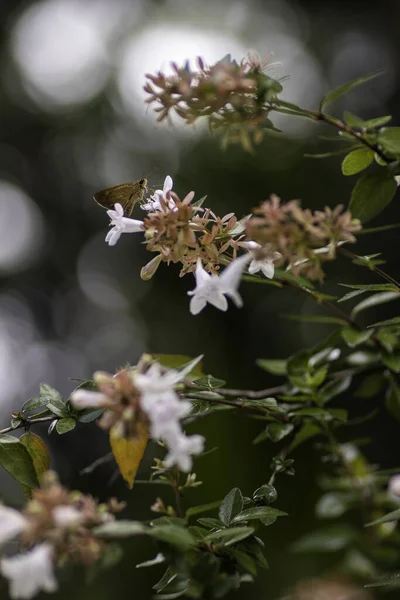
[349, 171, 397, 223]
[341, 148, 374, 176]
[110, 423, 148, 489]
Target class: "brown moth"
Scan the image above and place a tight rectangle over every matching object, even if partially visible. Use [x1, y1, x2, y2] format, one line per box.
[93, 177, 148, 216]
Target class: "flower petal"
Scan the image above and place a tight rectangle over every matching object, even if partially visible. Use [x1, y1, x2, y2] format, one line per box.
[207, 292, 228, 312]
[190, 295, 207, 315]
[261, 261, 275, 279]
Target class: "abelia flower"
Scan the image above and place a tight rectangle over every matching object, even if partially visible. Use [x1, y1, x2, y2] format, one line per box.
[240, 241, 282, 279]
[1, 543, 57, 599]
[105, 203, 144, 246]
[52, 505, 82, 528]
[141, 176, 176, 212]
[0, 506, 28, 546]
[188, 254, 250, 315]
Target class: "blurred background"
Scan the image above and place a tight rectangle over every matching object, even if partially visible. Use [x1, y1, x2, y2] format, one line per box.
[1, 0, 400, 598]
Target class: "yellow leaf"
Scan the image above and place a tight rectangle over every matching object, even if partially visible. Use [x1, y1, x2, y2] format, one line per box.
[20, 432, 51, 499]
[110, 423, 148, 489]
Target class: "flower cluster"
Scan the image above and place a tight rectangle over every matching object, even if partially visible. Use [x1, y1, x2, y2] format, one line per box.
[144, 52, 283, 148]
[71, 356, 204, 472]
[0, 472, 124, 599]
[246, 194, 361, 280]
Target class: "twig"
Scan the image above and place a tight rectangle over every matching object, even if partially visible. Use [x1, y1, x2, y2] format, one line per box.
[0, 416, 54, 436]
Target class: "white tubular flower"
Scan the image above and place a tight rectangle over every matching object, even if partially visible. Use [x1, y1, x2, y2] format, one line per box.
[1, 543, 57, 599]
[70, 389, 109, 410]
[135, 360, 204, 471]
[241, 241, 282, 279]
[188, 254, 251, 315]
[141, 176, 176, 212]
[105, 203, 144, 246]
[164, 431, 205, 472]
[52, 505, 82, 528]
[388, 474, 400, 500]
[0, 506, 28, 546]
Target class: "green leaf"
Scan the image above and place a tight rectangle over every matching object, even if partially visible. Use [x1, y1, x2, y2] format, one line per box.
[386, 376, 400, 422]
[186, 500, 221, 518]
[289, 423, 321, 452]
[362, 115, 392, 130]
[339, 282, 397, 291]
[366, 508, 400, 527]
[341, 327, 373, 348]
[232, 507, 287, 525]
[378, 127, 400, 155]
[149, 524, 196, 549]
[283, 314, 347, 326]
[197, 517, 225, 529]
[0, 434, 39, 488]
[78, 409, 103, 423]
[337, 289, 368, 303]
[320, 71, 383, 109]
[382, 352, 400, 373]
[93, 520, 147, 538]
[39, 382, 63, 404]
[266, 423, 294, 443]
[219, 488, 243, 526]
[192, 375, 226, 389]
[21, 397, 47, 413]
[292, 525, 357, 552]
[19, 432, 50, 487]
[355, 373, 385, 398]
[343, 111, 366, 128]
[367, 316, 400, 328]
[351, 291, 400, 318]
[349, 171, 397, 223]
[366, 572, 400, 588]
[289, 408, 347, 422]
[55, 418, 76, 434]
[256, 359, 287, 376]
[227, 549, 258, 576]
[341, 148, 374, 176]
[204, 526, 255, 546]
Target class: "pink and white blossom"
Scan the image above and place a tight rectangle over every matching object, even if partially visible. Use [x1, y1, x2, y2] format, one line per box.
[105, 203, 144, 246]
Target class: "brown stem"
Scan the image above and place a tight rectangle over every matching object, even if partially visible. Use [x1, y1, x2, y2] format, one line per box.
[339, 247, 400, 290]
[172, 467, 184, 518]
[0, 416, 54, 436]
[185, 382, 284, 399]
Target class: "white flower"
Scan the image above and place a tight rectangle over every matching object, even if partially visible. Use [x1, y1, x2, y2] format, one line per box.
[1, 543, 57, 599]
[164, 431, 204, 472]
[0, 506, 28, 546]
[188, 254, 250, 315]
[135, 360, 204, 471]
[52, 505, 82, 528]
[105, 203, 144, 246]
[70, 389, 109, 410]
[388, 474, 400, 500]
[141, 176, 176, 212]
[241, 241, 282, 279]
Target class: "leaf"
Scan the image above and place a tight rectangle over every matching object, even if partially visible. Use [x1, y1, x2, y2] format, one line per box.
[78, 409, 104, 423]
[39, 382, 63, 404]
[368, 316, 400, 328]
[232, 506, 287, 525]
[289, 423, 321, 452]
[362, 115, 392, 130]
[341, 148, 374, 176]
[0, 434, 39, 488]
[19, 432, 50, 490]
[320, 71, 383, 109]
[292, 525, 357, 552]
[204, 526, 255, 546]
[386, 376, 400, 422]
[355, 373, 385, 398]
[197, 517, 225, 529]
[219, 488, 243, 526]
[149, 524, 196, 549]
[352, 291, 400, 318]
[256, 359, 287, 376]
[338, 289, 368, 303]
[186, 500, 222, 518]
[266, 423, 294, 443]
[283, 314, 346, 326]
[93, 520, 147, 538]
[366, 572, 400, 588]
[21, 397, 47, 413]
[341, 327, 373, 348]
[349, 171, 397, 223]
[55, 418, 76, 434]
[192, 375, 226, 389]
[382, 352, 400, 373]
[378, 127, 400, 155]
[339, 282, 397, 291]
[365, 508, 400, 527]
[109, 423, 148, 489]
